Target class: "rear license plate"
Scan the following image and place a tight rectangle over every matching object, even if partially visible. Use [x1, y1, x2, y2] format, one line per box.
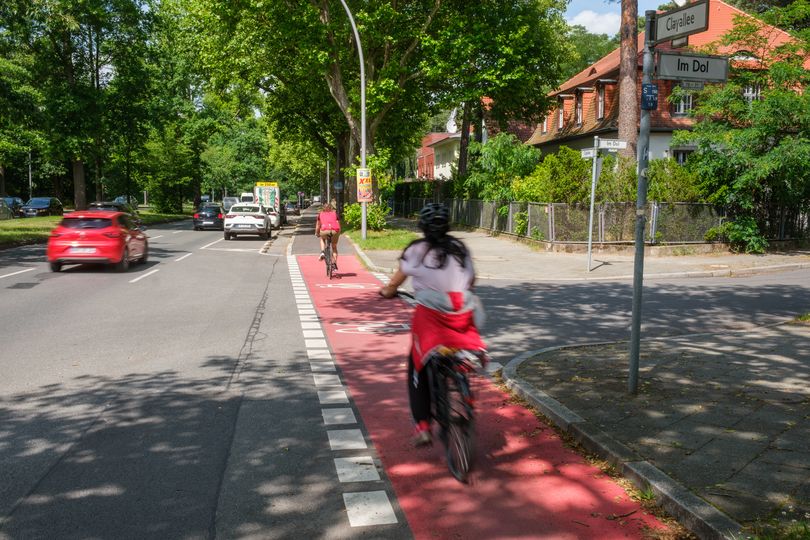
[237, 224, 250, 228]
[203, 221, 213, 225]
[70, 247, 96, 254]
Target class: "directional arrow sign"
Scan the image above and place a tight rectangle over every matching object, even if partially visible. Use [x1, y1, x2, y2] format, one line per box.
[657, 52, 728, 82]
[654, 0, 709, 44]
[599, 139, 628, 150]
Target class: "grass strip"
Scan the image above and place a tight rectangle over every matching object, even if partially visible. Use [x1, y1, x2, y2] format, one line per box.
[343, 228, 419, 251]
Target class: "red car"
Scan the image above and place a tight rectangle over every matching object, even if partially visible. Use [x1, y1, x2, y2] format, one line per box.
[47, 211, 149, 272]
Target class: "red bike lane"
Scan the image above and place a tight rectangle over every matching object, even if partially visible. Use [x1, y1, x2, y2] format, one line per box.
[300, 254, 670, 539]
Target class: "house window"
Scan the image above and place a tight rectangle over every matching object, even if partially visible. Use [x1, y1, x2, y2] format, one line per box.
[743, 84, 761, 105]
[597, 86, 605, 119]
[672, 85, 693, 116]
[557, 99, 564, 130]
[541, 117, 548, 134]
[673, 149, 693, 164]
[575, 94, 583, 126]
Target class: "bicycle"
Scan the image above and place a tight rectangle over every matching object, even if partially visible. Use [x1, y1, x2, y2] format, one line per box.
[322, 231, 338, 279]
[394, 290, 481, 483]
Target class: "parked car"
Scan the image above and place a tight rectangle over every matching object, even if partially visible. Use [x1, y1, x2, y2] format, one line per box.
[3, 196, 24, 217]
[224, 204, 271, 240]
[285, 202, 300, 216]
[222, 197, 239, 212]
[267, 208, 281, 229]
[46, 211, 148, 272]
[0, 199, 13, 220]
[22, 197, 63, 217]
[193, 203, 224, 230]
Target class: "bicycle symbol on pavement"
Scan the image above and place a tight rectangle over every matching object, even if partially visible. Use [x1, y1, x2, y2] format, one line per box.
[332, 321, 411, 334]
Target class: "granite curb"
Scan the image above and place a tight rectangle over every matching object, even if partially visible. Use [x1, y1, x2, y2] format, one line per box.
[502, 346, 744, 540]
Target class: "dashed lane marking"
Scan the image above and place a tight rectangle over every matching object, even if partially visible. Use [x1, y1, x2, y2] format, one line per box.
[174, 253, 192, 262]
[129, 268, 159, 283]
[342, 491, 398, 527]
[327, 429, 367, 450]
[322, 408, 356, 425]
[0, 268, 35, 280]
[334, 457, 380, 483]
[199, 239, 223, 250]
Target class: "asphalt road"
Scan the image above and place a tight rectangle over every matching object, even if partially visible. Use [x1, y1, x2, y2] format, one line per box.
[0, 219, 410, 540]
[1, 212, 808, 539]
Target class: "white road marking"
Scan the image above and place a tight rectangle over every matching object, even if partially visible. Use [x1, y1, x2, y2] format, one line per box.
[173, 231, 183, 234]
[299, 309, 317, 316]
[307, 350, 332, 360]
[327, 429, 367, 450]
[318, 390, 349, 404]
[301, 322, 321, 329]
[175, 253, 192, 262]
[149, 235, 164, 240]
[322, 408, 356, 425]
[310, 362, 336, 372]
[199, 239, 223, 250]
[129, 269, 159, 283]
[0, 268, 35, 280]
[335, 457, 380, 483]
[313, 373, 341, 387]
[303, 330, 324, 339]
[343, 491, 397, 527]
[305, 339, 328, 348]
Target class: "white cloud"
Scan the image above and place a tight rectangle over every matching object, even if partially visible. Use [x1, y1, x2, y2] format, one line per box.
[567, 10, 621, 36]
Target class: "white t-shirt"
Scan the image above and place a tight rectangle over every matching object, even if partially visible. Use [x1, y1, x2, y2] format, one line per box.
[400, 240, 474, 293]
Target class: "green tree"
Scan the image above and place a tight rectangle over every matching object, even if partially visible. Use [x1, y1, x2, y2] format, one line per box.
[464, 133, 541, 201]
[561, 25, 620, 80]
[673, 6, 810, 251]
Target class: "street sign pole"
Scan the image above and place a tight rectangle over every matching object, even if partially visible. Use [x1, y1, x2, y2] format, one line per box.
[586, 136, 599, 272]
[629, 11, 657, 395]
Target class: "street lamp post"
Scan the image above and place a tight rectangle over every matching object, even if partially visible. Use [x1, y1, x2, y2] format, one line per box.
[337, 0, 368, 239]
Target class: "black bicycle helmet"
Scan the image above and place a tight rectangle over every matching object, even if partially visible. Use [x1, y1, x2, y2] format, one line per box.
[418, 203, 450, 236]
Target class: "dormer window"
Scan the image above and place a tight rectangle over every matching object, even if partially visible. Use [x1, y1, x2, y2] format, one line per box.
[541, 117, 548, 134]
[575, 94, 583, 126]
[558, 99, 564, 129]
[597, 86, 605, 119]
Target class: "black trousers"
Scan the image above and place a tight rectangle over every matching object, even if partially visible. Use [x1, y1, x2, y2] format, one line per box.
[408, 352, 431, 424]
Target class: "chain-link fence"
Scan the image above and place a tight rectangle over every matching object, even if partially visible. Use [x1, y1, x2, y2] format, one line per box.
[394, 198, 727, 244]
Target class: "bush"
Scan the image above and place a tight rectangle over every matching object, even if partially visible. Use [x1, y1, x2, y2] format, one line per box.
[704, 216, 768, 253]
[513, 211, 528, 236]
[342, 202, 388, 231]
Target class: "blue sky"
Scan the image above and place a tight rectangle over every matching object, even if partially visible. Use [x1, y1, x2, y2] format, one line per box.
[565, 0, 661, 35]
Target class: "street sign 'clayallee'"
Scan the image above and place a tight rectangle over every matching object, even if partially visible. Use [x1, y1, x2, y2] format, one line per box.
[654, 0, 709, 44]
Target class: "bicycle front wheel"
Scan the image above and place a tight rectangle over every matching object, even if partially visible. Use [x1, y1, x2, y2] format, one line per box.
[444, 373, 475, 482]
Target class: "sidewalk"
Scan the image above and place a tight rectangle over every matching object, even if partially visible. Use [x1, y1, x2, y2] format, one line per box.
[349, 222, 810, 539]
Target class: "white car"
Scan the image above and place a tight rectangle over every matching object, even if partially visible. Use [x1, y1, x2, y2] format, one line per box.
[224, 204, 271, 240]
[267, 208, 281, 229]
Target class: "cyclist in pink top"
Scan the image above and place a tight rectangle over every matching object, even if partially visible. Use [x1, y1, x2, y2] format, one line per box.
[315, 200, 341, 267]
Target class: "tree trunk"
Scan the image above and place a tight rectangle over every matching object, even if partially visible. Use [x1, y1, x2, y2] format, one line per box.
[0, 165, 6, 197]
[618, 0, 639, 158]
[473, 101, 484, 144]
[73, 160, 86, 210]
[95, 156, 102, 202]
[457, 101, 472, 178]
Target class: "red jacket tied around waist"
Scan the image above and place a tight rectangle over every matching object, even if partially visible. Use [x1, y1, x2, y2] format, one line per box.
[410, 291, 485, 372]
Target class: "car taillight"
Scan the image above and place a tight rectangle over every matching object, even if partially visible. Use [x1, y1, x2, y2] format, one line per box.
[194, 213, 200, 219]
[50, 232, 61, 238]
[104, 231, 121, 238]
[253, 215, 264, 220]
[226, 214, 234, 219]
[217, 213, 223, 219]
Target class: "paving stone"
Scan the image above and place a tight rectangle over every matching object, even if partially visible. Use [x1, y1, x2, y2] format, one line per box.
[664, 434, 770, 488]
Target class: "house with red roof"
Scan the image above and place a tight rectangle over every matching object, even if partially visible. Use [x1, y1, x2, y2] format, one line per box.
[526, 0, 807, 162]
[416, 132, 462, 181]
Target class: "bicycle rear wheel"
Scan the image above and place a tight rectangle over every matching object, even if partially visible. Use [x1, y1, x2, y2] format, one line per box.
[324, 244, 332, 278]
[443, 372, 475, 482]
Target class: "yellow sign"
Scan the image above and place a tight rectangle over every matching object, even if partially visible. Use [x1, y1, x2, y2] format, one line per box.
[356, 168, 372, 203]
[256, 182, 278, 187]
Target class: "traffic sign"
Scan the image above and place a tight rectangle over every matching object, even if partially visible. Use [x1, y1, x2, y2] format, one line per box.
[598, 139, 628, 150]
[657, 52, 728, 83]
[256, 181, 278, 187]
[641, 83, 659, 110]
[333, 181, 344, 191]
[654, 0, 709, 44]
[581, 148, 596, 159]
